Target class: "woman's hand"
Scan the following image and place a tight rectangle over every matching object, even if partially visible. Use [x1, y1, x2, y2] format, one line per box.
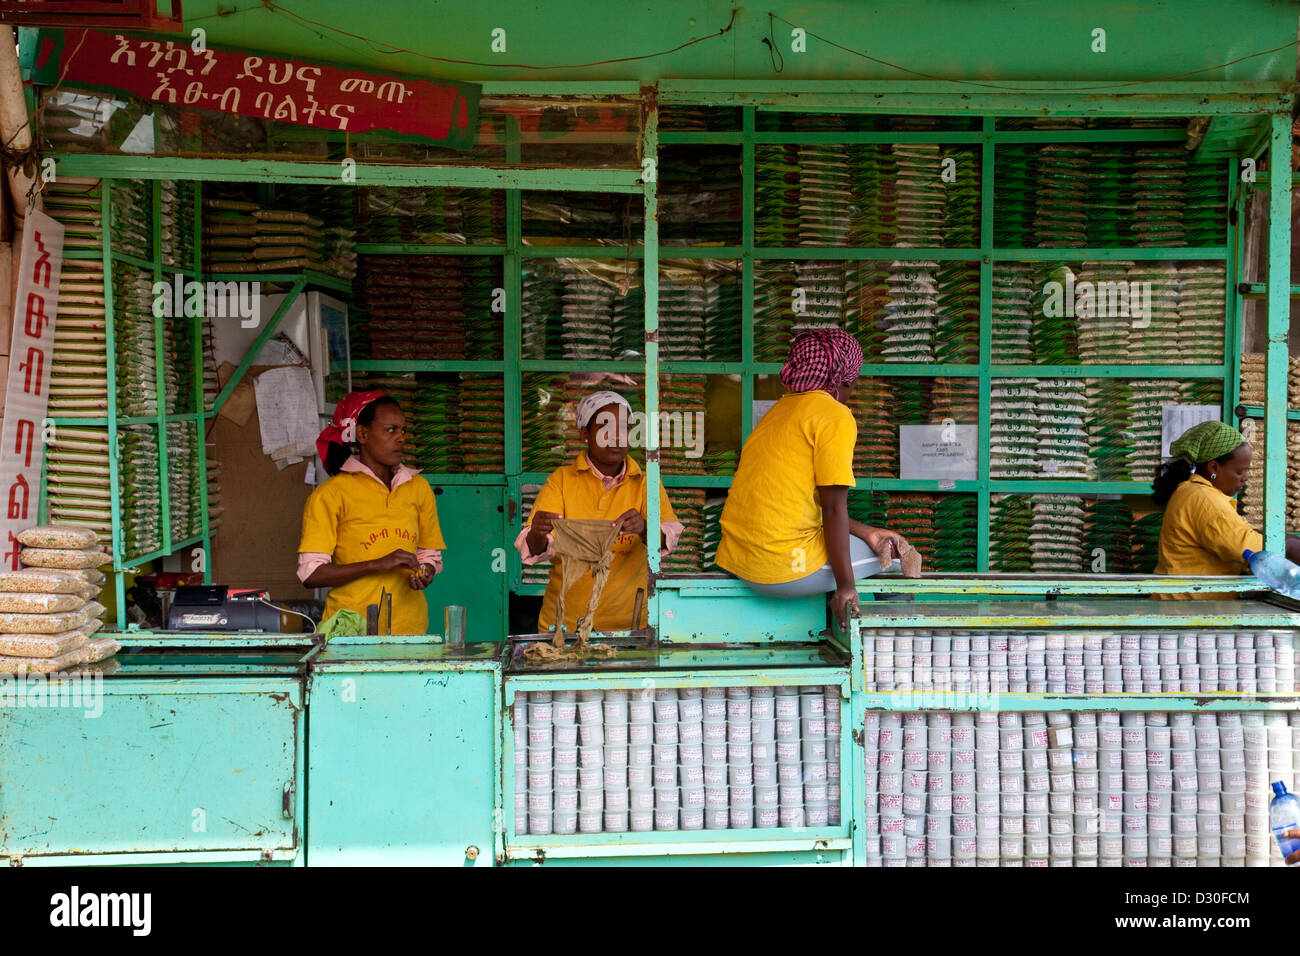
[832, 584, 859, 629]
[376, 549, 421, 574]
[526, 510, 560, 556]
[615, 508, 646, 537]
[859, 526, 909, 569]
[408, 563, 436, 590]
[1285, 829, 1300, 865]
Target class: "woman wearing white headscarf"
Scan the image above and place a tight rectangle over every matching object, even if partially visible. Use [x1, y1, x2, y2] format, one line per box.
[514, 390, 683, 632]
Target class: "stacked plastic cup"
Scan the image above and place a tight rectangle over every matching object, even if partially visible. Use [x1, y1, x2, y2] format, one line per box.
[1144, 713, 1172, 865]
[774, 686, 804, 828]
[751, 687, 778, 829]
[551, 690, 580, 834]
[925, 712, 953, 865]
[1242, 713, 1270, 865]
[800, 687, 828, 828]
[878, 712, 904, 864]
[1073, 713, 1099, 866]
[726, 687, 754, 829]
[1021, 713, 1051, 866]
[1044, 712, 1074, 866]
[1267, 712, 1293, 865]
[702, 687, 729, 829]
[527, 691, 555, 836]
[974, 712, 1000, 867]
[1097, 712, 1122, 865]
[894, 631, 913, 692]
[1169, 712, 1198, 865]
[627, 688, 655, 832]
[994, 712, 1022, 866]
[1192, 712, 1220, 865]
[900, 713, 927, 864]
[602, 688, 630, 832]
[1278, 631, 1297, 692]
[645, 688, 676, 832]
[1216, 713, 1245, 864]
[950, 713, 977, 866]
[514, 696, 530, 834]
[575, 690, 604, 833]
[678, 687, 705, 830]
[824, 685, 842, 825]
[863, 711, 883, 864]
[1118, 712, 1149, 866]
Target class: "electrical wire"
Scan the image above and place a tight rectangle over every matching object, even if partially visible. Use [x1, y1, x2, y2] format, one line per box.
[262, 1, 738, 71]
[766, 12, 1300, 92]
[258, 597, 318, 634]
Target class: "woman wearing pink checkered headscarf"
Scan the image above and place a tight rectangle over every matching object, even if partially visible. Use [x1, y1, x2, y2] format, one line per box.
[717, 329, 920, 628]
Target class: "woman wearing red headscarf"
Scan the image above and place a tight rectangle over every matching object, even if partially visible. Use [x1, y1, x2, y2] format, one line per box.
[717, 329, 918, 627]
[297, 391, 445, 634]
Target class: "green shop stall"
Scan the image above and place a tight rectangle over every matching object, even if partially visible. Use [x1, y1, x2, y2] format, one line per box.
[2, 0, 1300, 866]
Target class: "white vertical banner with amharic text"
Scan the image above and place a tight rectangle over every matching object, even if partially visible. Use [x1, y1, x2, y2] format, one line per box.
[0, 211, 64, 571]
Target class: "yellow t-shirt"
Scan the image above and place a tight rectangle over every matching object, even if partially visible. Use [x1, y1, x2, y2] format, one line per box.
[1154, 473, 1262, 601]
[299, 470, 446, 633]
[528, 452, 677, 632]
[716, 390, 857, 584]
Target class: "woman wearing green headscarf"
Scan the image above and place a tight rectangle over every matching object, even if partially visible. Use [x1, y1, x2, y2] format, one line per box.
[1152, 420, 1300, 598]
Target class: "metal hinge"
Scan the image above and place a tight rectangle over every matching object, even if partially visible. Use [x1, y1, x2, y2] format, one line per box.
[282, 782, 295, 819]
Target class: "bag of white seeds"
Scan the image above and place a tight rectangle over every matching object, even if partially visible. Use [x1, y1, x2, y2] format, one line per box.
[16, 525, 100, 549]
[0, 568, 87, 594]
[0, 620, 98, 658]
[0, 645, 92, 673]
[20, 547, 110, 570]
[0, 592, 87, 614]
[0, 601, 104, 634]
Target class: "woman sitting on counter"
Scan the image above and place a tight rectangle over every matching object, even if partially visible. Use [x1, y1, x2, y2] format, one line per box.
[716, 328, 918, 627]
[1153, 419, 1300, 599]
[516, 390, 682, 633]
[298, 390, 445, 634]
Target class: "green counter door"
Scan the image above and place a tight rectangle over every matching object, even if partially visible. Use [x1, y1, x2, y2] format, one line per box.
[0, 679, 303, 863]
[423, 484, 507, 643]
[306, 664, 499, 865]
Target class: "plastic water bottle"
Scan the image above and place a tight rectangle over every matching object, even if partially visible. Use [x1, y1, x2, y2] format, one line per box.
[1271, 781, 1300, 866]
[1243, 549, 1300, 598]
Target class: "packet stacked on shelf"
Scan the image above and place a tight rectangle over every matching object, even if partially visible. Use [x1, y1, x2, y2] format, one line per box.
[0, 526, 115, 674]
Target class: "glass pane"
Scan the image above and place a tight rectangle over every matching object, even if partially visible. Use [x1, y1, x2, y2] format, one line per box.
[352, 254, 504, 361]
[994, 143, 1227, 248]
[993, 260, 1225, 365]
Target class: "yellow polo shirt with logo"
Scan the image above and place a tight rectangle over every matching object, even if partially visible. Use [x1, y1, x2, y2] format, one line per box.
[299, 469, 446, 633]
[1155, 473, 1262, 601]
[717, 390, 857, 584]
[527, 452, 677, 631]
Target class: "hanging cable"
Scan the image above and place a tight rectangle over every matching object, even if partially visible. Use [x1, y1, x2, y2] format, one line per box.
[260, 1, 737, 71]
[762, 13, 784, 73]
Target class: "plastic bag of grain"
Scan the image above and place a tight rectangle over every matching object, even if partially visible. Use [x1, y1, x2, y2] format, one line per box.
[76, 568, 107, 587]
[0, 568, 88, 594]
[16, 525, 100, 549]
[0, 601, 104, 634]
[0, 591, 89, 614]
[0, 620, 97, 657]
[76, 584, 101, 601]
[85, 634, 119, 663]
[0, 645, 91, 673]
[19, 547, 109, 569]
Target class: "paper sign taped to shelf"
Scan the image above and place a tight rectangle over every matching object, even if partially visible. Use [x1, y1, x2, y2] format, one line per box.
[900, 425, 977, 481]
[0, 212, 65, 571]
[1161, 405, 1221, 459]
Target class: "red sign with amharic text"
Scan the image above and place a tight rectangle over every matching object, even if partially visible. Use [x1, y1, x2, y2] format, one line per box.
[40, 29, 480, 147]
